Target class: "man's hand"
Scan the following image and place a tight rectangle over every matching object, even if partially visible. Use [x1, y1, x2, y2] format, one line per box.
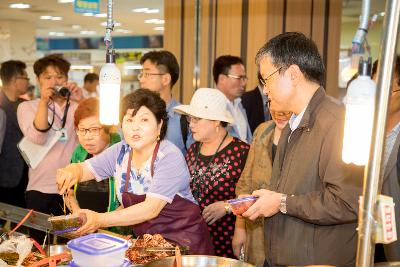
[202, 201, 226, 225]
[232, 220, 246, 258]
[66, 82, 83, 102]
[242, 189, 282, 220]
[40, 85, 54, 103]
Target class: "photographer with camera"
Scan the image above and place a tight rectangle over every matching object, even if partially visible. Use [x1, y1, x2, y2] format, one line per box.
[17, 55, 83, 226]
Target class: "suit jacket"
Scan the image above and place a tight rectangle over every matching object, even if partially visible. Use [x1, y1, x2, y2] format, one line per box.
[381, 132, 400, 261]
[241, 86, 270, 134]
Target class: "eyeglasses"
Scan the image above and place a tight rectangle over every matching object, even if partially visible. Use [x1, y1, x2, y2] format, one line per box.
[76, 127, 103, 137]
[138, 72, 166, 79]
[259, 67, 282, 87]
[16, 76, 30, 81]
[186, 116, 202, 124]
[226, 74, 248, 82]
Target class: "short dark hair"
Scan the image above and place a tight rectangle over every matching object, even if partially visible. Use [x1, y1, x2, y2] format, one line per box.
[120, 89, 168, 140]
[84, 73, 99, 83]
[140, 50, 180, 87]
[256, 32, 325, 85]
[0, 60, 27, 85]
[33, 54, 71, 77]
[372, 56, 400, 86]
[213, 55, 244, 84]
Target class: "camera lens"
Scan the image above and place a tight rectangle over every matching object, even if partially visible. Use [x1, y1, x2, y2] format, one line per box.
[54, 86, 71, 98]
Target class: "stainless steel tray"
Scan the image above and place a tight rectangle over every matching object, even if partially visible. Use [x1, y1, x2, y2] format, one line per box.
[143, 255, 254, 267]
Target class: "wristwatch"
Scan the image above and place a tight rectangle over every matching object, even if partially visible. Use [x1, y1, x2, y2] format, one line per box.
[279, 194, 288, 214]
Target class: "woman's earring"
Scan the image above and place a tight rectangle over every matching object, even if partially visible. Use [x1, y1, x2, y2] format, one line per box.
[157, 134, 160, 141]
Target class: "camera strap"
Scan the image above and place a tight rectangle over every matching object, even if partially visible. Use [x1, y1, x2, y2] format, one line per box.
[34, 94, 71, 132]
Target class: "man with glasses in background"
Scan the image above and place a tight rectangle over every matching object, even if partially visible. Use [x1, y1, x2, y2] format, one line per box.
[213, 55, 252, 144]
[242, 32, 362, 267]
[241, 72, 271, 134]
[138, 50, 193, 155]
[0, 60, 30, 208]
[372, 56, 400, 262]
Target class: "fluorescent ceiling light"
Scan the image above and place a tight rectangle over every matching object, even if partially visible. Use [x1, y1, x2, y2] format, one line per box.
[9, 3, 31, 9]
[132, 7, 159, 14]
[154, 27, 164, 31]
[145, 19, 164, 24]
[82, 13, 94, 16]
[40, 15, 52, 20]
[124, 65, 142, 70]
[100, 21, 121, 27]
[71, 65, 94, 70]
[58, 0, 74, 3]
[115, 29, 132, 34]
[95, 13, 107, 18]
[80, 30, 96, 35]
[41, 15, 63, 21]
[145, 9, 159, 14]
[72, 25, 82, 29]
[132, 8, 148, 13]
[49, 32, 65, 36]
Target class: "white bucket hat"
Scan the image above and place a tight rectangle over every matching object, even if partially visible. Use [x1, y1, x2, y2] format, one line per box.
[174, 88, 234, 123]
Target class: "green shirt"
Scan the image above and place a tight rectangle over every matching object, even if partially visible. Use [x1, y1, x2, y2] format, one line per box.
[71, 132, 121, 212]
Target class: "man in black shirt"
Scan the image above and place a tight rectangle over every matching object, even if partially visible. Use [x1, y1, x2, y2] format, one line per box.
[0, 60, 30, 208]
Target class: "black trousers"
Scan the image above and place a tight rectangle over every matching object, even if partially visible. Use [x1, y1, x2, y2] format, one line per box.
[0, 171, 28, 208]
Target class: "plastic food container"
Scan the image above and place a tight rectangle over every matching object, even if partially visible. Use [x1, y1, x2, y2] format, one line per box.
[48, 214, 86, 234]
[227, 196, 258, 215]
[69, 259, 131, 267]
[67, 233, 129, 267]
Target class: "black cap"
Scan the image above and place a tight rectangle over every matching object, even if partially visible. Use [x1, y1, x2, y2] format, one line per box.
[358, 57, 372, 77]
[106, 49, 116, 63]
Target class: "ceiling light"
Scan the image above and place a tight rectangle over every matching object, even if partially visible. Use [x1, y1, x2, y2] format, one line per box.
[95, 13, 107, 18]
[145, 19, 158, 23]
[100, 21, 121, 27]
[145, 19, 164, 24]
[40, 16, 52, 20]
[80, 30, 96, 35]
[132, 8, 148, 13]
[49, 32, 65, 36]
[132, 7, 160, 14]
[71, 65, 94, 70]
[124, 64, 142, 70]
[115, 29, 132, 34]
[58, 0, 74, 3]
[154, 27, 164, 31]
[9, 3, 31, 9]
[51, 16, 63, 21]
[145, 9, 159, 14]
[82, 13, 94, 16]
[72, 25, 82, 29]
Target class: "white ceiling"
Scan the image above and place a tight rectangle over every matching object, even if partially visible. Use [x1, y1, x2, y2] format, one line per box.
[0, 0, 164, 38]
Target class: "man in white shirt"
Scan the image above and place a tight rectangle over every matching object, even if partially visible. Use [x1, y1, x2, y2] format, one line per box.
[82, 73, 99, 98]
[213, 55, 252, 144]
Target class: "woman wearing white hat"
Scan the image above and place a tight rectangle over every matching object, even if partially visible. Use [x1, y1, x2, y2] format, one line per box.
[174, 88, 250, 258]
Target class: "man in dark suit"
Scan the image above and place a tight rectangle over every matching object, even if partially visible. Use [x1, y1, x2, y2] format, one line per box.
[241, 72, 270, 133]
